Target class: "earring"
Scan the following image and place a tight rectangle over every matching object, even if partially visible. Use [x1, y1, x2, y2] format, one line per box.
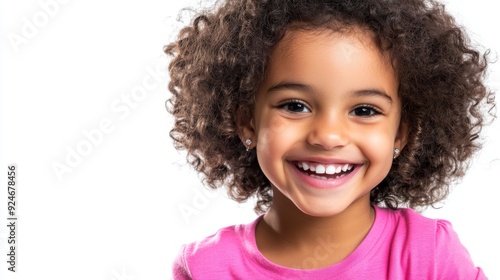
[245, 139, 252, 152]
[393, 148, 400, 159]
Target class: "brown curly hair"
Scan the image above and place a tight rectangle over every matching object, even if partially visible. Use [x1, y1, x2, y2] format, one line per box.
[164, 0, 495, 213]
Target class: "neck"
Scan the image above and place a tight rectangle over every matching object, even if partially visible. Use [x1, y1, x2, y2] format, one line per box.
[255, 189, 375, 268]
[265, 193, 374, 245]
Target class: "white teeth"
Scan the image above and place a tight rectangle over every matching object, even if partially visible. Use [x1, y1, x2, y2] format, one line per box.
[297, 162, 354, 175]
[325, 165, 336, 174]
[302, 162, 309, 171]
[310, 174, 328, 180]
[310, 173, 347, 180]
[315, 165, 325, 174]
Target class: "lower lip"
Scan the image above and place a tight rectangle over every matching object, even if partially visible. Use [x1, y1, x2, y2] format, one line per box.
[290, 162, 361, 189]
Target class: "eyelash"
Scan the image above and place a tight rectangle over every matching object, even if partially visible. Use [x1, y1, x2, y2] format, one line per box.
[277, 99, 311, 113]
[350, 104, 382, 117]
[277, 100, 382, 117]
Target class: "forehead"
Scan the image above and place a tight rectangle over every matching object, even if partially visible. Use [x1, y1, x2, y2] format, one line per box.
[262, 28, 398, 94]
[272, 27, 390, 66]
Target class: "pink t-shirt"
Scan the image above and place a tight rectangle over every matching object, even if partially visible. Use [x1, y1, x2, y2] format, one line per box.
[172, 206, 486, 279]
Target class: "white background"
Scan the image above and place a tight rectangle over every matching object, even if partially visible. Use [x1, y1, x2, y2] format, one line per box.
[0, 0, 498, 279]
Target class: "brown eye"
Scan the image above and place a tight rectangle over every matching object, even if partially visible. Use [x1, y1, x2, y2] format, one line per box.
[278, 100, 311, 113]
[350, 105, 381, 117]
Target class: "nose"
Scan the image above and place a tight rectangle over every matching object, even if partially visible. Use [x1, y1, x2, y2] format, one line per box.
[306, 111, 350, 150]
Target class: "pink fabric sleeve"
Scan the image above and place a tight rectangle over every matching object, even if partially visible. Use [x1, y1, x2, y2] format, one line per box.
[434, 220, 487, 279]
[172, 245, 192, 280]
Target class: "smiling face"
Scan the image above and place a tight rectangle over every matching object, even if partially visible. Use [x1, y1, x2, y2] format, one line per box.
[240, 28, 406, 217]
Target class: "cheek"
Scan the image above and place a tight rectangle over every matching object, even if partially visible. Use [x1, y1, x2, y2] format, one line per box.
[268, 113, 288, 133]
[256, 114, 296, 150]
[357, 129, 395, 163]
[255, 115, 300, 181]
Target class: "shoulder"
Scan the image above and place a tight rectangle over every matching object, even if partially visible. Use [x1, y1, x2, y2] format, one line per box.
[182, 223, 245, 259]
[377, 207, 486, 279]
[172, 216, 261, 279]
[379, 206, 468, 242]
[375, 206, 444, 248]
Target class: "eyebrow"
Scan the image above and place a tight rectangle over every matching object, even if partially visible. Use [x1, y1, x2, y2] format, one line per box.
[351, 89, 393, 104]
[266, 81, 393, 104]
[267, 82, 314, 94]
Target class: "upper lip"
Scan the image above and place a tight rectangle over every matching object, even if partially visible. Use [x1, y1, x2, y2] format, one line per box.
[288, 156, 361, 165]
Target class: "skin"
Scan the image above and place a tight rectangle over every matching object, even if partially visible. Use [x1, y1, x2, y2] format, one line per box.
[239, 28, 407, 269]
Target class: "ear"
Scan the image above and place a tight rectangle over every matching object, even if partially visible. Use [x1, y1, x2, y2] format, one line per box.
[236, 107, 256, 149]
[394, 119, 409, 153]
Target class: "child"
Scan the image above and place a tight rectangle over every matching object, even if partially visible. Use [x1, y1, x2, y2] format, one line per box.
[165, 0, 495, 279]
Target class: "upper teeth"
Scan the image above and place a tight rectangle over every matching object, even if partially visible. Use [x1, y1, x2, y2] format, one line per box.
[297, 162, 353, 175]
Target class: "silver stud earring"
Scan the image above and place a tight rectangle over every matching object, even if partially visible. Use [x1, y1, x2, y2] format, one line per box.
[394, 148, 400, 159]
[245, 139, 252, 151]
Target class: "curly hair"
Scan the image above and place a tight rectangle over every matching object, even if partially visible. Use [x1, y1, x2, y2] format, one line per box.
[164, 0, 495, 213]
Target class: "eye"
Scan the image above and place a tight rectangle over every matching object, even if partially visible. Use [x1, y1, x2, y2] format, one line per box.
[277, 100, 311, 113]
[350, 105, 381, 117]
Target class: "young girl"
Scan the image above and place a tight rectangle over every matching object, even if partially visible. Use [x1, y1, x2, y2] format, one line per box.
[165, 0, 495, 279]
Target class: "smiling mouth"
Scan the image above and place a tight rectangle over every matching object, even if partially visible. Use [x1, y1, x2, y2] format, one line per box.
[295, 162, 356, 180]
